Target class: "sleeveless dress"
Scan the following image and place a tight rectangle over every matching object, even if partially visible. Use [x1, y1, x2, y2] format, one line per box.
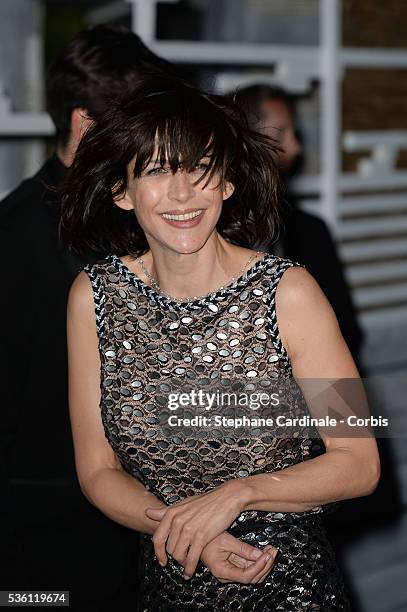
[83, 252, 351, 612]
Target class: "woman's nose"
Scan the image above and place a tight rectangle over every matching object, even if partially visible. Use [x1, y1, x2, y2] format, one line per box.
[167, 170, 195, 202]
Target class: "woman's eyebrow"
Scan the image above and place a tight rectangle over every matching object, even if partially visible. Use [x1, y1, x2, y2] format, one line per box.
[145, 156, 211, 169]
[146, 159, 167, 167]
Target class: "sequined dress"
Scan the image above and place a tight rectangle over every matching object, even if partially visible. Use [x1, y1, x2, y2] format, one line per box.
[83, 252, 351, 612]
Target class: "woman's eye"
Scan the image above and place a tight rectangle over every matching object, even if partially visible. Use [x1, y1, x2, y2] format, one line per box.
[192, 163, 208, 172]
[147, 167, 169, 176]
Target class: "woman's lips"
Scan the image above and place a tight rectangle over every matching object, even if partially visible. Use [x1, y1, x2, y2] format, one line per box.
[160, 209, 205, 228]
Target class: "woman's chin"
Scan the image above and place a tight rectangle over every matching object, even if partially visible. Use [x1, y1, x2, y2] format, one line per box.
[162, 239, 210, 255]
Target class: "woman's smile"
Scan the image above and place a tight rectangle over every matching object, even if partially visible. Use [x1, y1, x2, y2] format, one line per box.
[159, 208, 205, 228]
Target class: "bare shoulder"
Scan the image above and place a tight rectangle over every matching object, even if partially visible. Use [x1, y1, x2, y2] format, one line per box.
[275, 265, 328, 311]
[274, 265, 341, 358]
[67, 270, 95, 319]
[273, 263, 359, 377]
[67, 271, 99, 360]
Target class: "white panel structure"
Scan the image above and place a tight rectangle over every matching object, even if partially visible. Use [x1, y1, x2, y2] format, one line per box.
[319, 0, 341, 233]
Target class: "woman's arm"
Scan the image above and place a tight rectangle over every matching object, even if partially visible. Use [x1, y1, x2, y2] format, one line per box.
[240, 265, 381, 513]
[67, 271, 165, 536]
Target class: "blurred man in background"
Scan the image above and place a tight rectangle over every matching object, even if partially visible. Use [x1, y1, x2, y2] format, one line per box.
[234, 84, 365, 373]
[0, 24, 175, 611]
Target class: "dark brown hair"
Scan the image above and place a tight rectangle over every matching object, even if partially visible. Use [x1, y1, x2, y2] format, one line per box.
[58, 77, 283, 257]
[46, 24, 176, 147]
[232, 84, 297, 127]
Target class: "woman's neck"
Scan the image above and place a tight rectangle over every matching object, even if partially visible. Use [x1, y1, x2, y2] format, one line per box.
[133, 235, 258, 300]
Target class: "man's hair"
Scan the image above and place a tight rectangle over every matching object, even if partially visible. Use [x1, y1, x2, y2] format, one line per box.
[232, 84, 297, 128]
[46, 24, 176, 146]
[58, 76, 282, 257]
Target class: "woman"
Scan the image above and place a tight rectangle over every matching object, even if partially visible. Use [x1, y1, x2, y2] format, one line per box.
[59, 77, 380, 611]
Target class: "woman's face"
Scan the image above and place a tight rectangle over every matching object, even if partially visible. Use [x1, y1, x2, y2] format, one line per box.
[115, 153, 234, 255]
[259, 99, 302, 174]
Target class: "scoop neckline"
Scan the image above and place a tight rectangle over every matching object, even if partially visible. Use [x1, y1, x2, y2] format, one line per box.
[108, 251, 272, 308]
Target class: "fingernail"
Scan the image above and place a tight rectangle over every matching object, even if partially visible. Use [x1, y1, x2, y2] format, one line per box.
[184, 574, 191, 580]
[159, 561, 166, 566]
[252, 549, 263, 559]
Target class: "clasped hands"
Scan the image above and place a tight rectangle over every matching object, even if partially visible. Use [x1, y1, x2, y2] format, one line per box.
[145, 480, 279, 584]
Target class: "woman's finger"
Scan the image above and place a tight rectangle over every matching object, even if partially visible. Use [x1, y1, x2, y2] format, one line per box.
[227, 538, 276, 563]
[152, 513, 174, 565]
[242, 551, 275, 584]
[251, 548, 279, 583]
[218, 550, 272, 584]
[169, 529, 191, 565]
[182, 537, 205, 579]
[145, 507, 166, 521]
[165, 525, 178, 556]
[227, 552, 253, 569]
[227, 544, 275, 570]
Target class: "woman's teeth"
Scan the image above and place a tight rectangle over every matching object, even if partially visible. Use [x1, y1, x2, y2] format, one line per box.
[161, 210, 203, 221]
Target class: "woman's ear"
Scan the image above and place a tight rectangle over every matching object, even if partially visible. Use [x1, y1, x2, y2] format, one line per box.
[71, 108, 93, 143]
[112, 189, 134, 211]
[223, 180, 235, 201]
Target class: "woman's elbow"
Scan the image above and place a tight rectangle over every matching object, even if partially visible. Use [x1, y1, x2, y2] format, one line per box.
[361, 454, 381, 496]
[77, 469, 103, 506]
[78, 478, 96, 506]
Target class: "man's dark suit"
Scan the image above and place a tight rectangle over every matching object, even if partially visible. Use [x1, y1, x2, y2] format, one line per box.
[270, 199, 364, 372]
[0, 156, 137, 610]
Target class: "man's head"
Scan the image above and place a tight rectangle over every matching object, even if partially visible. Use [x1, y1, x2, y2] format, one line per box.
[233, 85, 302, 175]
[46, 24, 175, 163]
